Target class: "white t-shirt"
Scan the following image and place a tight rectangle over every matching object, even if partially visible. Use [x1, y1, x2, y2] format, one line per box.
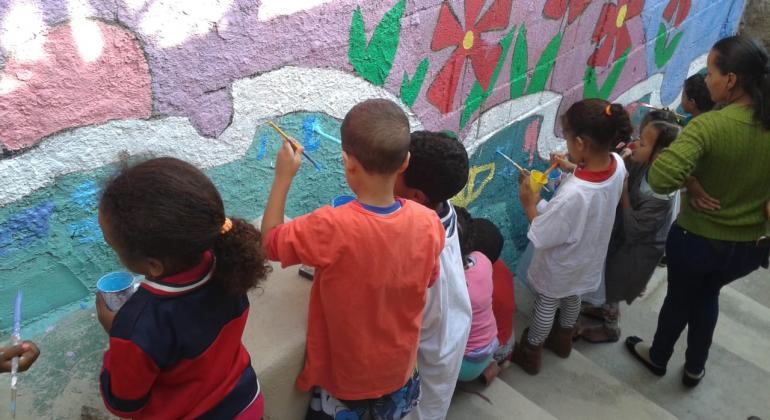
[406, 202, 472, 420]
[527, 154, 626, 298]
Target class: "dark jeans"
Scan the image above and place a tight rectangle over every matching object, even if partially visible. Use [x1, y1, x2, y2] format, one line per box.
[649, 224, 770, 374]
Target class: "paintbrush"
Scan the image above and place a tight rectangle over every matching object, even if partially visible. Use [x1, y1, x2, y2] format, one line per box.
[495, 150, 529, 174]
[10, 290, 21, 419]
[266, 121, 322, 171]
[495, 150, 551, 192]
[543, 161, 559, 177]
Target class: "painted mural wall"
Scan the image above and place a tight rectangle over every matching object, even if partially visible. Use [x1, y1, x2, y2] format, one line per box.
[0, 0, 745, 336]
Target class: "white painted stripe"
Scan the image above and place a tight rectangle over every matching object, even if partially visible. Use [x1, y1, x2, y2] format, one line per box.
[141, 263, 214, 293]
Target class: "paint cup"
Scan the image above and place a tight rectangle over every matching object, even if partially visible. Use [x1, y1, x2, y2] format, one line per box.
[529, 170, 548, 193]
[97, 271, 137, 312]
[547, 169, 562, 192]
[331, 195, 355, 208]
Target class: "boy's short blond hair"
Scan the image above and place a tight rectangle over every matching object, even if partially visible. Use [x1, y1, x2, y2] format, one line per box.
[341, 99, 410, 174]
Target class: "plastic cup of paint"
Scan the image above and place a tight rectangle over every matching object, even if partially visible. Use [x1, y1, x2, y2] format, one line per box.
[547, 169, 562, 192]
[529, 170, 548, 193]
[331, 195, 355, 208]
[97, 271, 137, 312]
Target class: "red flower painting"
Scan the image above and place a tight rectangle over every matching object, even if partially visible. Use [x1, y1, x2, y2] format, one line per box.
[588, 0, 644, 67]
[427, 0, 512, 114]
[543, 0, 591, 24]
[663, 0, 691, 27]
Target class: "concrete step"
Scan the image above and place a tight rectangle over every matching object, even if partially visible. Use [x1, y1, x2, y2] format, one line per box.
[447, 376, 557, 420]
[573, 268, 770, 419]
[505, 306, 677, 420]
[636, 268, 770, 374]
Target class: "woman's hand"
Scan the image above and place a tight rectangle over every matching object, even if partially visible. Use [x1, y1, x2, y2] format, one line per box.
[0, 341, 40, 373]
[96, 293, 116, 333]
[686, 177, 721, 212]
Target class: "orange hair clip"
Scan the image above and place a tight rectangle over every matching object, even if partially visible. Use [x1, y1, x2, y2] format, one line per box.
[220, 218, 233, 235]
[605, 105, 612, 116]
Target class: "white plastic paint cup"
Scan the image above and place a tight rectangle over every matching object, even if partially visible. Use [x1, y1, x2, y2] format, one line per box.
[97, 271, 137, 312]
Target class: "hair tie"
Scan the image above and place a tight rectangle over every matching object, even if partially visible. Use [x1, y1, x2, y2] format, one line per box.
[220, 218, 233, 235]
[605, 105, 613, 116]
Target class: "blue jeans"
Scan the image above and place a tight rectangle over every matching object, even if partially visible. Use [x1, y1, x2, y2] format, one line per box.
[649, 224, 770, 374]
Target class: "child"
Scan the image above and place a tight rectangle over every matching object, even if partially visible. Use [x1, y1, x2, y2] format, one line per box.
[0, 341, 39, 372]
[470, 218, 516, 363]
[579, 121, 681, 342]
[513, 99, 629, 375]
[681, 74, 716, 125]
[97, 157, 269, 419]
[395, 131, 472, 420]
[261, 100, 444, 420]
[454, 207, 499, 384]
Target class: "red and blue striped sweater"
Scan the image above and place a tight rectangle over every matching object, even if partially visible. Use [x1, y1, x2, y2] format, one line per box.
[100, 251, 260, 419]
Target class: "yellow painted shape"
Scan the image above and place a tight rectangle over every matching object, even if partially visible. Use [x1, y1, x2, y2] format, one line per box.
[463, 30, 475, 50]
[616, 4, 628, 28]
[451, 162, 495, 207]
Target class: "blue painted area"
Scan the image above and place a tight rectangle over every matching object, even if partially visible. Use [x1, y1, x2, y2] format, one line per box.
[302, 116, 322, 152]
[0, 112, 350, 334]
[642, 0, 745, 105]
[256, 132, 268, 161]
[71, 181, 99, 209]
[466, 116, 549, 267]
[0, 201, 55, 257]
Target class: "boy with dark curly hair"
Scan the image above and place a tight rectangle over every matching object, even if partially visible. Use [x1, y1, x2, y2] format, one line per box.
[395, 131, 472, 420]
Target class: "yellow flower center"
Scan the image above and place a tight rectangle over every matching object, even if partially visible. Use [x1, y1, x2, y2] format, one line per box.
[616, 4, 628, 28]
[463, 31, 475, 50]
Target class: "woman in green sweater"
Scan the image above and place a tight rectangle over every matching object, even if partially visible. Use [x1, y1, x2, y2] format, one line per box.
[626, 36, 770, 387]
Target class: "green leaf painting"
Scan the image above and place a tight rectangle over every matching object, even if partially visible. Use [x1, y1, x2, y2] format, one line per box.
[400, 58, 430, 107]
[583, 48, 630, 100]
[459, 27, 518, 129]
[348, 0, 406, 86]
[655, 23, 684, 69]
[527, 32, 562, 95]
[510, 25, 528, 100]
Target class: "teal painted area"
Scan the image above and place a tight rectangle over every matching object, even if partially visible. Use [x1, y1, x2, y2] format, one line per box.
[465, 116, 551, 268]
[0, 112, 348, 334]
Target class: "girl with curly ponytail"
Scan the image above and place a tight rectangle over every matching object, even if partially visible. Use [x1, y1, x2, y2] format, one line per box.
[96, 157, 270, 419]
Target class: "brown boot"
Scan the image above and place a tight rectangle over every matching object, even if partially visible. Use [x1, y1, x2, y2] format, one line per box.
[544, 325, 575, 358]
[511, 329, 542, 375]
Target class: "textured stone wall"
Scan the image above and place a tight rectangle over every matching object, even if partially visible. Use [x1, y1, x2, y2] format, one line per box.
[0, 0, 745, 337]
[740, 0, 770, 48]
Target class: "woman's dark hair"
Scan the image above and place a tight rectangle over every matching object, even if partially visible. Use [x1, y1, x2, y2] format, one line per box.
[100, 157, 271, 295]
[454, 206, 475, 261]
[684, 74, 715, 112]
[645, 121, 681, 162]
[562, 99, 633, 150]
[470, 218, 504, 263]
[712, 35, 770, 130]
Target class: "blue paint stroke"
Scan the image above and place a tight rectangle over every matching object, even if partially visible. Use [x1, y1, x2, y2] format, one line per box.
[0, 201, 55, 257]
[69, 217, 102, 244]
[71, 181, 100, 210]
[313, 125, 341, 145]
[256, 134, 268, 161]
[302, 116, 322, 152]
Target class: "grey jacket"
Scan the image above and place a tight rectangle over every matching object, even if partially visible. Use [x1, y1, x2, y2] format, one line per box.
[605, 161, 675, 304]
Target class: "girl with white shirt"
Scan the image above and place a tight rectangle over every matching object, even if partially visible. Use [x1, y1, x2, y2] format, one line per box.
[513, 99, 629, 375]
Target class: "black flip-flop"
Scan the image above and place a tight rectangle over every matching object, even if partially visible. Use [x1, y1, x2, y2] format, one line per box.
[625, 336, 666, 376]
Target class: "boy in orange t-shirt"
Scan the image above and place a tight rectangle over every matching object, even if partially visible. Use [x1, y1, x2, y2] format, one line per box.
[261, 99, 445, 420]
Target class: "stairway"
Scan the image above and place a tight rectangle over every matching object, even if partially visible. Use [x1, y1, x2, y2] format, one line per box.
[446, 267, 770, 420]
[3, 262, 768, 419]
